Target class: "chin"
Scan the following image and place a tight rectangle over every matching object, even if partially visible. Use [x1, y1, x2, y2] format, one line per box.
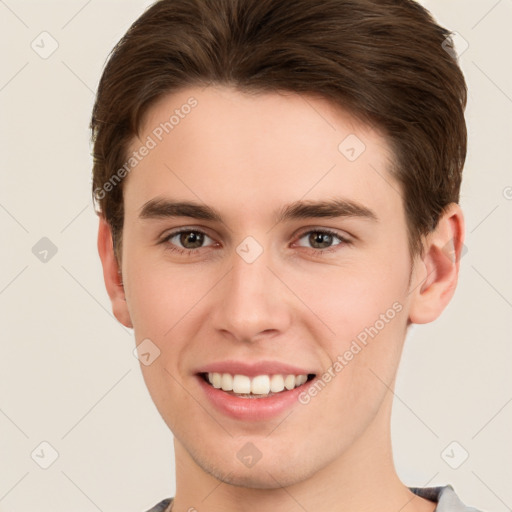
[208, 465, 306, 490]
[189, 444, 320, 490]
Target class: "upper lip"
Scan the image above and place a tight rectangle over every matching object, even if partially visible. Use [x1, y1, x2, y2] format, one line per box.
[195, 360, 316, 377]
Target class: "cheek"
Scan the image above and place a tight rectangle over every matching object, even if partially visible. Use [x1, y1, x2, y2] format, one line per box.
[124, 259, 220, 382]
[126, 265, 198, 425]
[292, 261, 408, 341]
[289, 256, 409, 400]
[124, 255, 201, 332]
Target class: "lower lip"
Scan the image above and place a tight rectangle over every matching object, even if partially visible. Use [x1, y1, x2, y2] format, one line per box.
[196, 375, 313, 421]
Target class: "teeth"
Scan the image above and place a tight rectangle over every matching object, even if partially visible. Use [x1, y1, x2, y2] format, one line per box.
[206, 372, 310, 396]
[296, 374, 307, 386]
[270, 374, 285, 392]
[284, 375, 296, 390]
[211, 372, 222, 389]
[221, 373, 233, 391]
[251, 375, 270, 394]
[232, 374, 251, 394]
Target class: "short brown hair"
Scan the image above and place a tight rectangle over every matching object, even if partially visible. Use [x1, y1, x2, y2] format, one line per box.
[91, 0, 467, 258]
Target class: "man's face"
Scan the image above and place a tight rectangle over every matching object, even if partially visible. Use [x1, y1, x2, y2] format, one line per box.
[120, 86, 418, 487]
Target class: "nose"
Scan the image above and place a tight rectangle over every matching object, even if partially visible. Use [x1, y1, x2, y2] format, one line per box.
[211, 241, 293, 343]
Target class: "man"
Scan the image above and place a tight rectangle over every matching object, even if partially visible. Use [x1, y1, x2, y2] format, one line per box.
[91, 1, 481, 510]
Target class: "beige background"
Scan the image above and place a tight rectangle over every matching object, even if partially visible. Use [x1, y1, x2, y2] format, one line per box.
[1, 0, 511, 511]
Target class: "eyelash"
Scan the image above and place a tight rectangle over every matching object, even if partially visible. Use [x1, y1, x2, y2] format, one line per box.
[159, 228, 351, 256]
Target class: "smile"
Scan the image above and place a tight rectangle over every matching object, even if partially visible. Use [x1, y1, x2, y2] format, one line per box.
[195, 361, 318, 420]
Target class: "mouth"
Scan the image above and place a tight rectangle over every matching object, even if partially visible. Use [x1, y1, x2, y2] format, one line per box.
[199, 372, 316, 398]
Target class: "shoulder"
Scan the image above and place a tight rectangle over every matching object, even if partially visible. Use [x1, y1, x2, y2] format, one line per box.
[410, 485, 484, 512]
[143, 497, 173, 512]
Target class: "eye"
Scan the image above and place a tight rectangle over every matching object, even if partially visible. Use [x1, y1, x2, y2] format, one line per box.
[161, 229, 216, 255]
[295, 228, 350, 253]
[159, 227, 351, 256]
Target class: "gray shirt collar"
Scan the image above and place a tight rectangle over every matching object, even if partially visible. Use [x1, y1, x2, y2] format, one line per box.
[410, 485, 482, 512]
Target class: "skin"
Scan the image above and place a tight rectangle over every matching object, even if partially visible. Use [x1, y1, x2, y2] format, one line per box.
[98, 85, 464, 512]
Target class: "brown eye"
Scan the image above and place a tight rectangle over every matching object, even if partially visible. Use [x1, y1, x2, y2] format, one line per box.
[178, 231, 205, 249]
[308, 232, 335, 249]
[296, 229, 347, 251]
[162, 229, 215, 253]
[297, 229, 352, 255]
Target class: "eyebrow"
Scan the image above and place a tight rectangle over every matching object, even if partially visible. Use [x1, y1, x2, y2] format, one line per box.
[139, 197, 378, 224]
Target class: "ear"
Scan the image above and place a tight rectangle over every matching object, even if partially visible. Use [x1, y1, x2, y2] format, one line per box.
[97, 217, 133, 328]
[408, 203, 465, 324]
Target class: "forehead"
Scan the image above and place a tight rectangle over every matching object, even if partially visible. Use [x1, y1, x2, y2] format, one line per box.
[124, 85, 402, 225]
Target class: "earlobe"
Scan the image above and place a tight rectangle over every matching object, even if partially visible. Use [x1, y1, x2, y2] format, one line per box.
[97, 217, 133, 328]
[408, 203, 465, 325]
